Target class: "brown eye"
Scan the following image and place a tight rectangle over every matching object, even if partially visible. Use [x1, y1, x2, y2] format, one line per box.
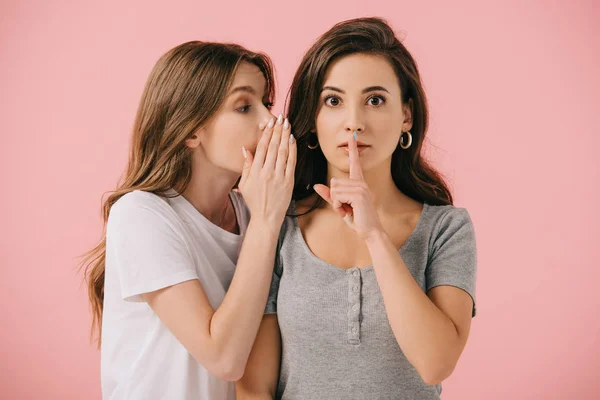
[324, 96, 341, 107]
[367, 96, 385, 106]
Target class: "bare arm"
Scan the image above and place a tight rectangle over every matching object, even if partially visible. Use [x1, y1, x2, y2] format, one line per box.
[314, 134, 474, 385]
[142, 115, 295, 381]
[236, 314, 281, 399]
[366, 231, 473, 385]
[143, 221, 280, 381]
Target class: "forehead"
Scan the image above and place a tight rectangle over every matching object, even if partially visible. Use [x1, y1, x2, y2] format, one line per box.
[322, 53, 399, 92]
[230, 62, 267, 95]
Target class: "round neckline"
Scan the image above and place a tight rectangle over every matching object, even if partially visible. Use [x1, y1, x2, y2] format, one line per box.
[172, 191, 244, 243]
[290, 201, 428, 273]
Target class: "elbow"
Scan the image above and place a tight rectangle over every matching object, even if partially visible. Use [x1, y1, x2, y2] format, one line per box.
[209, 358, 246, 382]
[217, 365, 244, 382]
[192, 350, 247, 382]
[421, 372, 447, 386]
[206, 362, 244, 382]
[414, 356, 458, 386]
[416, 357, 457, 386]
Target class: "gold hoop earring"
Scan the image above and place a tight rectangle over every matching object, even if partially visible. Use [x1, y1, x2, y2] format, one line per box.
[307, 132, 319, 149]
[400, 131, 413, 149]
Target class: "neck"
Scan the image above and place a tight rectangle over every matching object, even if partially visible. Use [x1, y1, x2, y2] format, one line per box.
[181, 151, 239, 228]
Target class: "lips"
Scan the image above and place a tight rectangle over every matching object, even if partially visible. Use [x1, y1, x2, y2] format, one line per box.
[338, 141, 369, 148]
[339, 144, 370, 153]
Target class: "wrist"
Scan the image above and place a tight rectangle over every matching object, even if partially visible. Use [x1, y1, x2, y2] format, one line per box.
[247, 217, 282, 240]
[364, 228, 388, 248]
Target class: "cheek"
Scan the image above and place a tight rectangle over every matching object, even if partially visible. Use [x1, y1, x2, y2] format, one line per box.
[200, 122, 237, 162]
[316, 107, 337, 128]
[217, 118, 259, 147]
[373, 124, 403, 155]
[315, 110, 341, 145]
[371, 110, 401, 130]
[370, 111, 404, 140]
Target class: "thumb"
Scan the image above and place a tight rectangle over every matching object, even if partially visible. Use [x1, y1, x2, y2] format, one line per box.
[314, 184, 346, 218]
[313, 184, 332, 205]
[239, 147, 253, 190]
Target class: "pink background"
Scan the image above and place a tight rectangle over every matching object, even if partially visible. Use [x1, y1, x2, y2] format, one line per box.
[1, 0, 598, 398]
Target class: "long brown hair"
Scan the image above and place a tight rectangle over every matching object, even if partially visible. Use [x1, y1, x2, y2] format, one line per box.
[80, 41, 275, 346]
[286, 17, 452, 210]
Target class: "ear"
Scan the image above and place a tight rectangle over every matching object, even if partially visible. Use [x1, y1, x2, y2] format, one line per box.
[185, 127, 203, 149]
[402, 99, 414, 132]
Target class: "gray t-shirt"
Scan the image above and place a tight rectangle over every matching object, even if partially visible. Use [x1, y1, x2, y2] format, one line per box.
[265, 202, 477, 400]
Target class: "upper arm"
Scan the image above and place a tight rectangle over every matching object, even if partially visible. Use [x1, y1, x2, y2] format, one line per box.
[427, 286, 473, 348]
[236, 314, 281, 399]
[108, 194, 233, 379]
[425, 207, 478, 356]
[426, 207, 477, 316]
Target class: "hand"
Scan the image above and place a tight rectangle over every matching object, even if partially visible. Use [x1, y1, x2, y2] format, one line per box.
[238, 114, 297, 228]
[313, 132, 383, 240]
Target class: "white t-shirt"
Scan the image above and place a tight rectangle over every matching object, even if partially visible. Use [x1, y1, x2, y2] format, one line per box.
[101, 189, 250, 400]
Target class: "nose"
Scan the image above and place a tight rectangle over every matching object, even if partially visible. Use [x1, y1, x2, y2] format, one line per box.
[260, 106, 275, 122]
[344, 106, 365, 134]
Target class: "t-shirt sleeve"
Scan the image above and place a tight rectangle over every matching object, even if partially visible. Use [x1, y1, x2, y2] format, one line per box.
[264, 224, 286, 314]
[107, 194, 199, 302]
[425, 207, 478, 317]
[264, 261, 281, 314]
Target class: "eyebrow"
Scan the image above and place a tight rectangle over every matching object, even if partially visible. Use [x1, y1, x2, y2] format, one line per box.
[229, 85, 257, 95]
[321, 85, 390, 94]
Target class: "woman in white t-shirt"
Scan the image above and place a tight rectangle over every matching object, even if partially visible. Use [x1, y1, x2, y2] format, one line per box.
[80, 41, 296, 400]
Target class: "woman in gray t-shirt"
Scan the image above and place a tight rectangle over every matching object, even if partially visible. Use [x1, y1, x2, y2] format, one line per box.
[237, 17, 477, 400]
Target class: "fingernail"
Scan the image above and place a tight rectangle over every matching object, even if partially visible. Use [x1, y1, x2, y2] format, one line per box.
[241, 146, 247, 159]
[267, 118, 275, 128]
[353, 131, 357, 141]
[289, 134, 295, 144]
[259, 122, 266, 130]
[284, 118, 290, 129]
[277, 114, 283, 124]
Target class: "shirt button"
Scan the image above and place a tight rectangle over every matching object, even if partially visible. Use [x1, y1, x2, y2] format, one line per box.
[353, 285, 359, 292]
[353, 270, 359, 277]
[353, 304, 359, 311]
[352, 327, 357, 334]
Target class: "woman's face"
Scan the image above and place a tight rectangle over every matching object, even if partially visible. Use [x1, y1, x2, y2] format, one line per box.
[315, 53, 413, 176]
[190, 62, 275, 174]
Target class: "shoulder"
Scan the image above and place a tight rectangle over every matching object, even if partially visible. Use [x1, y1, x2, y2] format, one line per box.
[424, 204, 473, 232]
[112, 190, 168, 211]
[423, 204, 476, 253]
[108, 190, 178, 229]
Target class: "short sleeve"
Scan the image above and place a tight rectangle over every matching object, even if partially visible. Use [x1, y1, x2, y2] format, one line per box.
[425, 207, 478, 317]
[264, 223, 286, 314]
[107, 193, 199, 302]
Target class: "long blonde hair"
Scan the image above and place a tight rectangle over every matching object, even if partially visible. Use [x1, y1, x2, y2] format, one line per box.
[80, 41, 275, 347]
